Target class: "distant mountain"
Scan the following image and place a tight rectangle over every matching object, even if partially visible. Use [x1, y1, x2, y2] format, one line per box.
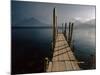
[74, 19, 96, 28]
[74, 20, 82, 26]
[84, 19, 96, 25]
[13, 17, 49, 27]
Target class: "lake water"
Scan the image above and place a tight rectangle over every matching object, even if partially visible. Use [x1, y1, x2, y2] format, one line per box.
[12, 26, 96, 73]
[73, 28, 95, 57]
[73, 27, 96, 69]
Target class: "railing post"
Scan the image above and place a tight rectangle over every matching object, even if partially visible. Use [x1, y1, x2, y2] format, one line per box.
[68, 22, 74, 46]
[68, 22, 71, 44]
[53, 8, 56, 51]
[64, 23, 67, 41]
[70, 23, 74, 45]
[62, 23, 64, 33]
[56, 16, 58, 36]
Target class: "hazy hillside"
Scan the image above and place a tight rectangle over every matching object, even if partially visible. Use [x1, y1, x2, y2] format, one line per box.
[12, 17, 49, 27]
[74, 19, 96, 29]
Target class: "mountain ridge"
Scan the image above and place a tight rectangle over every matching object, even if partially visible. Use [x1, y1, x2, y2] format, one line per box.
[12, 17, 49, 27]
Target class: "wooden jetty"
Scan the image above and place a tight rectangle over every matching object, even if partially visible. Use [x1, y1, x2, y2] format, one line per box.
[47, 33, 80, 72]
[46, 8, 80, 72]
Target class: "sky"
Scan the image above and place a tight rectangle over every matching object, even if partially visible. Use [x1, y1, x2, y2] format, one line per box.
[12, 1, 95, 26]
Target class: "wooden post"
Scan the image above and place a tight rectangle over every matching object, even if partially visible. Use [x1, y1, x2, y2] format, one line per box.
[56, 16, 58, 36]
[53, 8, 56, 51]
[62, 23, 64, 33]
[71, 40, 75, 52]
[68, 22, 74, 46]
[64, 23, 67, 40]
[70, 23, 74, 46]
[64, 23, 67, 35]
[68, 22, 71, 44]
[44, 57, 49, 71]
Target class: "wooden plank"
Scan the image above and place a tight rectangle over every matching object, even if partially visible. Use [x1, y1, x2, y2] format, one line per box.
[53, 51, 59, 56]
[70, 61, 80, 70]
[58, 49, 66, 61]
[47, 33, 80, 72]
[58, 62, 66, 71]
[65, 61, 73, 71]
[63, 51, 70, 60]
[68, 51, 76, 60]
[52, 62, 59, 71]
[52, 56, 59, 61]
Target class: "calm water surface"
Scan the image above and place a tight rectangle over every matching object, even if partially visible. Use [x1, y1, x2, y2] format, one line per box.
[12, 26, 96, 73]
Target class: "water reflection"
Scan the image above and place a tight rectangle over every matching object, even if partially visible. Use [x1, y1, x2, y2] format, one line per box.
[12, 27, 96, 73]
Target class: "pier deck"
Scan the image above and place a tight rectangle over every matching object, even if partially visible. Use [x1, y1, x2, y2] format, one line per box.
[47, 33, 80, 72]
